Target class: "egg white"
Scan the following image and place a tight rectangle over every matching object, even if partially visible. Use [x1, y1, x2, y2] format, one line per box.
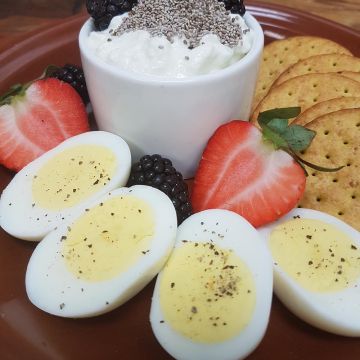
[0, 131, 131, 241]
[25, 185, 177, 318]
[259, 208, 360, 336]
[150, 209, 273, 360]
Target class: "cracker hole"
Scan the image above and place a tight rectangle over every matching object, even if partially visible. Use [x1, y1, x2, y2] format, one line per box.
[279, 60, 283, 64]
[325, 154, 330, 159]
[262, 85, 267, 90]
[264, 57, 268, 61]
[333, 178, 338, 183]
[316, 197, 321, 202]
[311, 45, 315, 49]
[332, 62, 337, 67]
[311, 172, 317, 176]
[338, 211, 344, 216]
[269, 72, 273, 76]
[313, 98, 318, 102]
[308, 67, 312, 71]
[347, 162, 352, 167]
[313, 83, 318, 88]
[352, 194, 356, 199]
[288, 92, 293, 96]
[343, 141, 349, 145]
[356, 123, 360, 127]
[284, 47, 289, 51]
[344, 89, 349, 94]
[324, 130, 329, 135]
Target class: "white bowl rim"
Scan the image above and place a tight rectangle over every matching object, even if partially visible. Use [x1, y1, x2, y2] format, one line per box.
[78, 12, 264, 85]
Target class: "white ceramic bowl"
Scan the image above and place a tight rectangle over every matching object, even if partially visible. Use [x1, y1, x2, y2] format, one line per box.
[79, 13, 264, 178]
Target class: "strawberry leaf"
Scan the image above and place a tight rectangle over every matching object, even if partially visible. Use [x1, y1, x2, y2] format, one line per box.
[282, 125, 316, 152]
[262, 125, 288, 149]
[258, 107, 301, 126]
[258, 107, 343, 174]
[266, 118, 288, 134]
[0, 84, 27, 106]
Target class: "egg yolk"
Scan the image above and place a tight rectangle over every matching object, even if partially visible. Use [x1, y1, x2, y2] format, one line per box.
[159, 242, 256, 343]
[270, 218, 360, 292]
[61, 194, 154, 281]
[32, 145, 117, 210]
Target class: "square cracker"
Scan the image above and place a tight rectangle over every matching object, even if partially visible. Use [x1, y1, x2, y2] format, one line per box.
[273, 54, 360, 87]
[298, 108, 360, 231]
[294, 97, 360, 125]
[252, 36, 352, 112]
[250, 73, 360, 124]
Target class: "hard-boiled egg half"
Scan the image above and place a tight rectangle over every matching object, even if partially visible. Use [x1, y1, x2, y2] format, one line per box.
[259, 208, 360, 336]
[150, 209, 273, 360]
[26, 185, 177, 318]
[0, 131, 131, 241]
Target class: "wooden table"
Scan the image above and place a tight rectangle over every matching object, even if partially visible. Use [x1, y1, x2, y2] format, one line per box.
[0, 0, 359, 46]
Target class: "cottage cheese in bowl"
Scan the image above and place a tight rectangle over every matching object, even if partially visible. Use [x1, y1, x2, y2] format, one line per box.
[87, 2, 254, 78]
[79, 0, 264, 177]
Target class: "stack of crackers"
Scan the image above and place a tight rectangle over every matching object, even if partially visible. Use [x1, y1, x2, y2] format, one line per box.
[250, 36, 360, 231]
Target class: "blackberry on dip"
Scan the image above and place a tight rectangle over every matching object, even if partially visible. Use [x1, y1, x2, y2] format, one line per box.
[80, 0, 264, 177]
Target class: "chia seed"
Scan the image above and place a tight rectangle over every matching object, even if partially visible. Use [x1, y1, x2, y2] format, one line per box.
[113, 0, 244, 48]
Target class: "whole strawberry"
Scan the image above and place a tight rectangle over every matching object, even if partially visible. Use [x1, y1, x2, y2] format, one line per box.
[0, 78, 89, 172]
[191, 108, 342, 227]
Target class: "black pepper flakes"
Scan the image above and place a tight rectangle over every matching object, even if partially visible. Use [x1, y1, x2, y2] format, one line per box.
[59, 303, 65, 310]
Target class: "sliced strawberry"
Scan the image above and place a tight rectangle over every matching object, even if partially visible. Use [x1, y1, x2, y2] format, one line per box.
[191, 120, 306, 227]
[0, 78, 89, 172]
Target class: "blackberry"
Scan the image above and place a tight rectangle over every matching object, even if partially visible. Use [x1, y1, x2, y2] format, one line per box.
[86, 0, 138, 31]
[49, 64, 90, 105]
[219, 0, 246, 16]
[127, 154, 192, 224]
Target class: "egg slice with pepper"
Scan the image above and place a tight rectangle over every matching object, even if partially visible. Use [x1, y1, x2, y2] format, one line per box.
[25, 185, 177, 318]
[259, 208, 360, 336]
[150, 209, 273, 360]
[0, 131, 131, 241]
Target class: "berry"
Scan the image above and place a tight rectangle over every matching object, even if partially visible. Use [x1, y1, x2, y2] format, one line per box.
[219, 0, 246, 15]
[0, 78, 89, 172]
[127, 154, 192, 224]
[191, 120, 306, 228]
[86, 0, 138, 31]
[49, 64, 90, 105]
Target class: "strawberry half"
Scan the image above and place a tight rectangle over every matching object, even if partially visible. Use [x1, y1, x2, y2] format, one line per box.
[191, 107, 342, 228]
[0, 78, 89, 172]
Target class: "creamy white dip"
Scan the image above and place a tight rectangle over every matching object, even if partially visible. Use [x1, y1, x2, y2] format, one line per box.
[87, 14, 253, 78]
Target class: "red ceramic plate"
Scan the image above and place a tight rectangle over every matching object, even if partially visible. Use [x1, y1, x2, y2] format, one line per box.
[1, 3, 360, 360]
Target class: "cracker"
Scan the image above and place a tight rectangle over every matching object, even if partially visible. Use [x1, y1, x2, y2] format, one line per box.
[252, 36, 352, 112]
[294, 97, 360, 125]
[273, 54, 360, 86]
[250, 73, 360, 124]
[298, 108, 360, 231]
[339, 71, 360, 83]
